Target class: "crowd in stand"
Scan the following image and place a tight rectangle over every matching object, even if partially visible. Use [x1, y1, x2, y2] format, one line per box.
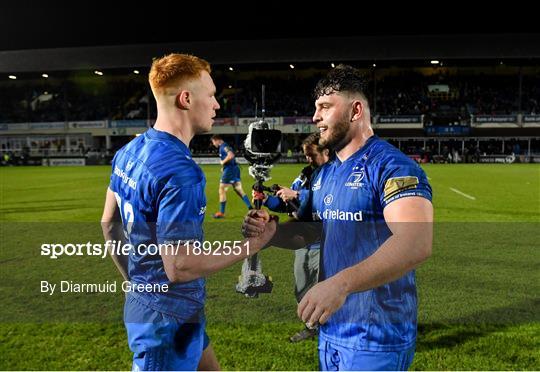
[2, 66, 539, 164]
[1, 67, 539, 123]
[0, 76, 152, 123]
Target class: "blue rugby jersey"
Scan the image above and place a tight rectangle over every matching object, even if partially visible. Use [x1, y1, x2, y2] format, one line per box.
[109, 128, 206, 320]
[300, 135, 432, 351]
[265, 167, 320, 250]
[218, 142, 238, 169]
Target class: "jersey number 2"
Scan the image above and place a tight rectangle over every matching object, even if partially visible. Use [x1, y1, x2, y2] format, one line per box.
[113, 192, 134, 237]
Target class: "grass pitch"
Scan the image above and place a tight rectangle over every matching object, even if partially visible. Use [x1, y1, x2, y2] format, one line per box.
[0, 163, 539, 370]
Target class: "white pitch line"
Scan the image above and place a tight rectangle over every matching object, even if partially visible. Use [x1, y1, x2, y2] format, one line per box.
[449, 187, 476, 200]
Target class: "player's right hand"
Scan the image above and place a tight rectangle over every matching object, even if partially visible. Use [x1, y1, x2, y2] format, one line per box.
[242, 209, 278, 253]
[242, 209, 268, 238]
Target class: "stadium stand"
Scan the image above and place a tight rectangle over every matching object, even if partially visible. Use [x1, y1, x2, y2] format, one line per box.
[1, 34, 539, 165]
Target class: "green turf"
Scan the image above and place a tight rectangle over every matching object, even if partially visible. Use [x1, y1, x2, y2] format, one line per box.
[0, 163, 539, 370]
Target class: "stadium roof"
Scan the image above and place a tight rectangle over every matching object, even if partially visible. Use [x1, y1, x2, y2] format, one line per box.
[1, 3, 539, 72]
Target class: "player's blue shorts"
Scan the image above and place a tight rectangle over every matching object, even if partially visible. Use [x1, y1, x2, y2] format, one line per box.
[220, 166, 241, 184]
[124, 293, 209, 371]
[319, 336, 415, 371]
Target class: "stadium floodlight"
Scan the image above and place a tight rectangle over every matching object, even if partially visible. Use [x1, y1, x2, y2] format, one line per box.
[8, 75, 16, 79]
[42, 73, 48, 78]
[289, 64, 295, 69]
[228, 66, 234, 71]
[431, 60, 440, 65]
[133, 70, 140, 74]
[331, 63, 335, 68]
[94, 70, 103, 76]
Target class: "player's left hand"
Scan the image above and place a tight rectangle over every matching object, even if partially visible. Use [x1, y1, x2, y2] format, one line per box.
[297, 276, 347, 326]
[276, 187, 298, 202]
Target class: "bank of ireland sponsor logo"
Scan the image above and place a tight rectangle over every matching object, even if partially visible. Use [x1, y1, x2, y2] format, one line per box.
[324, 194, 333, 206]
[322, 209, 363, 221]
[114, 165, 137, 190]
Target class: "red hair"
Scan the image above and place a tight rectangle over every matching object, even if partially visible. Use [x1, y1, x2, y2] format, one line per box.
[149, 53, 211, 95]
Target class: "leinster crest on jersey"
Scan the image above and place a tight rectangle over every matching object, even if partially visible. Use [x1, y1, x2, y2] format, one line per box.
[344, 166, 365, 189]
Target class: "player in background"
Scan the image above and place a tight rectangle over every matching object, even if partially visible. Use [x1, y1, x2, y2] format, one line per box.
[262, 132, 330, 342]
[210, 134, 252, 218]
[101, 53, 275, 371]
[242, 65, 433, 370]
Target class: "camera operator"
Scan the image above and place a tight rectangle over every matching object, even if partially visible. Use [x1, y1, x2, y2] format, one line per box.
[261, 132, 330, 342]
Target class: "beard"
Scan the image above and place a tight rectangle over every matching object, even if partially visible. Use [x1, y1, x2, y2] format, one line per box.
[319, 114, 351, 152]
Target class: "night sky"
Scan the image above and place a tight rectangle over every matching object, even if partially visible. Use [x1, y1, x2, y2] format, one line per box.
[0, 1, 536, 51]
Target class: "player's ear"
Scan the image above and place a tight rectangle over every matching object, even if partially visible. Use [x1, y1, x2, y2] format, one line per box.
[350, 100, 363, 122]
[176, 90, 191, 110]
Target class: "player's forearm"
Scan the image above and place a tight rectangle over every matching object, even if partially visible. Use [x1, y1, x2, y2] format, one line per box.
[268, 220, 321, 250]
[101, 221, 129, 281]
[163, 238, 260, 283]
[333, 224, 432, 295]
[221, 153, 234, 165]
[110, 252, 130, 282]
